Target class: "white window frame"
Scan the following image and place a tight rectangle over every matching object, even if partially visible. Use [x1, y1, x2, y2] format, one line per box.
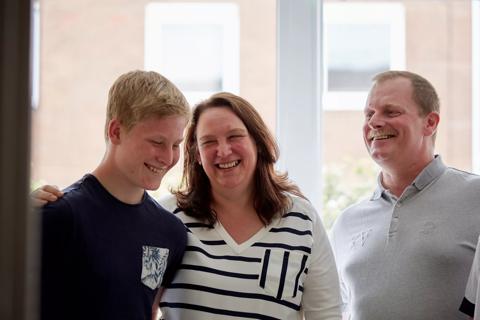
[144, 3, 239, 104]
[473, 0, 480, 174]
[323, 2, 405, 111]
[276, 0, 323, 212]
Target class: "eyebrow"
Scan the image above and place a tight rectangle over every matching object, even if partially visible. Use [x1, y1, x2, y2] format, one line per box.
[197, 128, 248, 142]
[149, 136, 184, 144]
[228, 128, 248, 135]
[365, 103, 401, 112]
[198, 135, 215, 143]
[384, 103, 401, 109]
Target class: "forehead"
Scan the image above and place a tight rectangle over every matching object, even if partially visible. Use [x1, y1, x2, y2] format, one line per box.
[131, 114, 187, 136]
[197, 107, 246, 132]
[365, 77, 415, 110]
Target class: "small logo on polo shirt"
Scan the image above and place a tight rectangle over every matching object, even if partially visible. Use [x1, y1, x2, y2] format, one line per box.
[141, 246, 169, 290]
[351, 229, 372, 249]
[420, 221, 436, 235]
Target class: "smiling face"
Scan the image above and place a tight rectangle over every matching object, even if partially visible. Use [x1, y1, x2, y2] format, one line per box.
[363, 77, 438, 170]
[195, 107, 258, 195]
[113, 114, 187, 193]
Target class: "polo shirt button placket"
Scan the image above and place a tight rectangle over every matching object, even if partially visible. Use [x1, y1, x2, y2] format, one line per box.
[389, 206, 400, 237]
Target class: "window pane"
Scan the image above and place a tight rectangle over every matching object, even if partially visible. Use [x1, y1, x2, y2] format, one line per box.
[31, 0, 276, 197]
[323, 2, 405, 111]
[327, 24, 390, 91]
[161, 24, 223, 92]
[322, 0, 477, 229]
[144, 3, 241, 106]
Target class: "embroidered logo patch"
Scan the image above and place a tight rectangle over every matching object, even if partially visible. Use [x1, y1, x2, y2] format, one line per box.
[141, 246, 169, 290]
[420, 221, 436, 235]
[350, 228, 372, 249]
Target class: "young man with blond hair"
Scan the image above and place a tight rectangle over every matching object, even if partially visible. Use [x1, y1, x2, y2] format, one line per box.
[41, 70, 189, 320]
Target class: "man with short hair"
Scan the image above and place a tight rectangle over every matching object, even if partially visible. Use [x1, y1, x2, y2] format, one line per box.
[330, 70, 480, 320]
[41, 70, 190, 320]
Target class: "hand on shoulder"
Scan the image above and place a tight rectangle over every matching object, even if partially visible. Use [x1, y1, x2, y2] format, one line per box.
[31, 185, 63, 207]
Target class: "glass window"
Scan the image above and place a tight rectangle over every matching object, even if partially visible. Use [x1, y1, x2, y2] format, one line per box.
[321, 0, 477, 228]
[31, 0, 275, 194]
[323, 2, 405, 110]
[145, 3, 239, 105]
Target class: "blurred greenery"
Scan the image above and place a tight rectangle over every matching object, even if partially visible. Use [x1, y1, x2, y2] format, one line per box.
[31, 179, 48, 192]
[322, 157, 378, 230]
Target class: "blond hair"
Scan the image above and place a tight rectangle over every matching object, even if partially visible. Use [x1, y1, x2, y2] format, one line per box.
[105, 70, 190, 140]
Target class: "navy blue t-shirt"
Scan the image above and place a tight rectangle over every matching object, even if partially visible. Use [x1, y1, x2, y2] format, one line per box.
[41, 174, 187, 320]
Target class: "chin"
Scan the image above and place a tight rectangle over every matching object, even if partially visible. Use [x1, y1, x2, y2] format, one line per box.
[372, 155, 394, 166]
[143, 179, 163, 191]
[217, 183, 238, 190]
[214, 180, 242, 190]
[370, 151, 389, 163]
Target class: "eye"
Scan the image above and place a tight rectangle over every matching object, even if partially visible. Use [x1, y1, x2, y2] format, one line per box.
[200, 140, 215, 147]
[364, 112, 373, 120]
[387, 110, 401, 117]
[229, 134, 244, 140]
[151, 140, 164, 146]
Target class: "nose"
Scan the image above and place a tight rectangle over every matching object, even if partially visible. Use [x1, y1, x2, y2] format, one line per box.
[217, 140, 232, 157]
[156, 145, 175, 167]
[367, 113, 385, 129]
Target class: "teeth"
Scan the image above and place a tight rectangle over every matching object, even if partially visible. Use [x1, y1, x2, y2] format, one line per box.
[217, 160, 239, 169]
[369, 133, 395, 141]
[145, 164, 167, 174]
[373, 135, 392, 140]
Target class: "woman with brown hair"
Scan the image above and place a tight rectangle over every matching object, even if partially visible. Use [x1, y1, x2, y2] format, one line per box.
[159, 92, 341, 319]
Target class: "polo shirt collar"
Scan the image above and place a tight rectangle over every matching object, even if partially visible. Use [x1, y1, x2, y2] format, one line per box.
[371, 176, 384, 200]
[412, 155, 446, 190]
[370, 155, 446, 201]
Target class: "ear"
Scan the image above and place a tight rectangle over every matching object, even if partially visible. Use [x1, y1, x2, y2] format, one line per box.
[107, 119, 122, 145]
[423, 111, 440, 137]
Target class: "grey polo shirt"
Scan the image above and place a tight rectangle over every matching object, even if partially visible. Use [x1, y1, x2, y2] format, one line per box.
[331, 155, 480, 320]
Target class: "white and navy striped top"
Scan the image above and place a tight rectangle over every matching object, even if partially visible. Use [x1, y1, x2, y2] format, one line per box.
[159, 194, 341, 320]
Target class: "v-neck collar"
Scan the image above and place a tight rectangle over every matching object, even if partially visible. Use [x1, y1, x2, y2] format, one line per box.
[214, 221, 271, 254]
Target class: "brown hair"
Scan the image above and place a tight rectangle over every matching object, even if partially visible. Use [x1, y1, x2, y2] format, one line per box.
[105, 70, 189, 141]
[372, 70, 440, 115]
[174, 92, 305, 225]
